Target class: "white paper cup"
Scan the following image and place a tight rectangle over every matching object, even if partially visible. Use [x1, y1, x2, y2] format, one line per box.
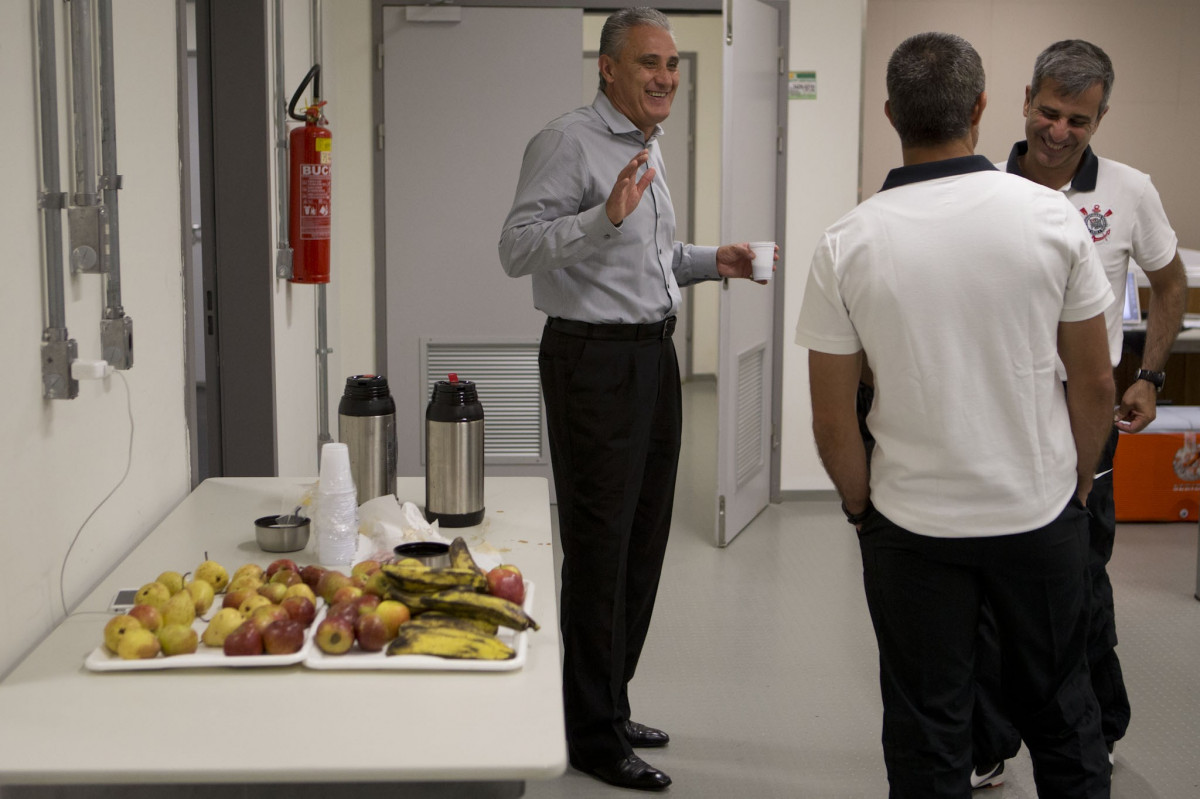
[319, 442, 355, 492]
[750, 241, 775, 281]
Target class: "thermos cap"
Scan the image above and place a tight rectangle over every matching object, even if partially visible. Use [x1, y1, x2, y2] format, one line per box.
[427, 373, 483, 421]
[340, 374, 396, 416]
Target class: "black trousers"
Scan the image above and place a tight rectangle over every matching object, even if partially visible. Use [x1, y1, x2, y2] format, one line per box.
[972, 427, 1130, 764]
[538, 322, 682, 767]
[857, 503, 1110, 798]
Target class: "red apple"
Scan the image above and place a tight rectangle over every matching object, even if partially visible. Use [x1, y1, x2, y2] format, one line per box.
[223, 586, 260, 611]
[332, 584, 364, 605]
[486, 565, 526, 605]
[300, 564, 327, 590]
[223, 620, 263, 656]
[266, 558, 298, 579]
[351, 560, 381, 580]
[262, 618, 307, 655]
[315, 617, 354, 655]
[327, 600, 360, 625]
[250, 604, 289, 634]
[317, 570, 351, 604]
[362, 571, 392, 598]
[280, 595, 317, 627]
[374, 600, 410, 637]
[269, 568, 302, 587]
[354, 612, 391, 652]
[352, 594, 381, 615]
[128, 603, 163, 633]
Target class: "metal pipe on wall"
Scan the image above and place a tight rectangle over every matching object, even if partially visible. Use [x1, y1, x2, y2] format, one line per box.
[273, 0, 293, 281]
[312, 0, 333, 456]
[97, 0, 133, 369]
[35, 0, 79, 400]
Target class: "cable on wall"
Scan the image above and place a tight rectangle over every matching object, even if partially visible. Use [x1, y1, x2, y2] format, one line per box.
[58, 370, 134, 619]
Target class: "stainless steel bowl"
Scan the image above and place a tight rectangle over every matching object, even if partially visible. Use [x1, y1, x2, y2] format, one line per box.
[392, 540, 450, 568]
[254, 514, 311, 553]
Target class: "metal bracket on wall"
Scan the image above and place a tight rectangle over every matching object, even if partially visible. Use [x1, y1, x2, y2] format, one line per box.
[276, 245, 294, 280]
[101, 313, 133, 371]
[68, 204, 105, 274]
[42, 331, 79, 400]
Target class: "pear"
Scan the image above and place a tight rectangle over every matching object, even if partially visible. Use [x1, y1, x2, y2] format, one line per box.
[185, 578, 216, 615]
[238, 594, 273, 616]
[156, 570, 187, 595]
[162, 589, 197, 627]
[195, 560, 229, 593]
[157, 623, 199, 656]
[134, 581, 172, 612]
[226, 574, 264, 595]
[104, 614, 143, 654]
[202, 607, 246, 648]
[117, 627, 161, 659]
[232, 563, 265, 583]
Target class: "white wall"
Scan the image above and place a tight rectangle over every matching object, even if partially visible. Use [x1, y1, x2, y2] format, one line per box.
[780, 0, 866, 491]
[1, 0, 190, 677]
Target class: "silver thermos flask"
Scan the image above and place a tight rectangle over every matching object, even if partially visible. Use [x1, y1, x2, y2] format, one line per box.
[425, 373, 484, 527]
[338, 374, 397, 506]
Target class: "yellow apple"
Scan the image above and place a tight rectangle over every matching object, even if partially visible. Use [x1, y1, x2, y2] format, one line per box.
[201, 607, 246, 647]
[195, 560, 229, 593]
[104, 615, 143, 654]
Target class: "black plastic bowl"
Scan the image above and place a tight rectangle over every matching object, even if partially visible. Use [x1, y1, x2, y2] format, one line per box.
[392, 541, 451, 568]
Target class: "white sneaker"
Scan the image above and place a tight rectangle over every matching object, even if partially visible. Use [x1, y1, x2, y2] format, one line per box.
[971, 761, 1005, 790]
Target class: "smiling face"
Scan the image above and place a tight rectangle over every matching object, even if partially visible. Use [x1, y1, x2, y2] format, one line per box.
[600, 24, 679, 140]
[1022, 77, 1107, 184]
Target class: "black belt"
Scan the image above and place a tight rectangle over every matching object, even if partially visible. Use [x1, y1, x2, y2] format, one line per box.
[547, 316, 676, 341]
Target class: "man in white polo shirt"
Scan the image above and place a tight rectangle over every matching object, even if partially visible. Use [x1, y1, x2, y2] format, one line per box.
[969, 40, 1188, 788]
[797, 32, 1115, 797]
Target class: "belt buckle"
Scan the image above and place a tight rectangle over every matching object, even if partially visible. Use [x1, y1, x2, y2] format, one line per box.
[661, 317, 676, 339]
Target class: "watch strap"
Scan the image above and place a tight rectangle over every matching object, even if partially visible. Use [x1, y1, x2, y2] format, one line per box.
[1135, 369, 1165, 391]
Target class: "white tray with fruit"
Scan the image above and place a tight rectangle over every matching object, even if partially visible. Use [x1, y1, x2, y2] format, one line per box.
[304, 538, 540, 672]
[85, 557, 326, 671]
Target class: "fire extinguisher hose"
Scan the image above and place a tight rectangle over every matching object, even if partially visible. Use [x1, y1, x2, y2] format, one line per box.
[288, 64, 322, 122]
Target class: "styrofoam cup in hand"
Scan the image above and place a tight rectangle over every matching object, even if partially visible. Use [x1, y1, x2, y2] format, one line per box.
[750, 242, 775, 282]
[319, 442, 355, 492]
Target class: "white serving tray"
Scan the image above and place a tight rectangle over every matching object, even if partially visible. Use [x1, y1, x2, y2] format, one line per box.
[84, 605, 323, 671]
[303, 581, 535, 672]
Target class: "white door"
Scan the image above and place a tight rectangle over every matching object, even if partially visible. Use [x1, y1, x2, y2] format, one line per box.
[716, 0, 784, 546]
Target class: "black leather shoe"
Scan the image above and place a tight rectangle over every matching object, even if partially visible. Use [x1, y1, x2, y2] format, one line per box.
[575, 753, 672, 791]
[624, 720, 670, 748]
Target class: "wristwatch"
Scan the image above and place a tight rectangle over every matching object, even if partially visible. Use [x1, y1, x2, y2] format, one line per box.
[842, 500, 875, 526]
[1135, 369, 1166, 392]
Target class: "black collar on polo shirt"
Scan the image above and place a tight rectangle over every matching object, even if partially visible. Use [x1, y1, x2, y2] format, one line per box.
[880, 154, 997, 192]
[1003, 140, 1099, 191]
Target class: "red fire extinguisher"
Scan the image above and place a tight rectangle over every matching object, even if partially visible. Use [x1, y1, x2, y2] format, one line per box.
[288, 65, 331, 284]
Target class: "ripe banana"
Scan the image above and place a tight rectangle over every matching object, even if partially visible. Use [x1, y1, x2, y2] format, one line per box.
[381, 563, 488, 594]
[390, 588, 540, 632]
[387, 624, 514, 660]
[448, 536, 487, 579]
[408, 611, 499, 636]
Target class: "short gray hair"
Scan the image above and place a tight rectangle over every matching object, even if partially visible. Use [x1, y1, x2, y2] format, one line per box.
[1031, 40, 1114, 115]
[598, 7, 674, 92]
[886, 32, 986, 148]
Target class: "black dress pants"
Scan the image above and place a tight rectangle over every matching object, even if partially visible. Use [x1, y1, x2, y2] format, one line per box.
[857, 502, 1110, 798]
[972, 427, 1130, 764]
[538, 322, 682, 767]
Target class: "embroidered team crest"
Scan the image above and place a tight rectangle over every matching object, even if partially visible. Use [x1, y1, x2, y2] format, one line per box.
[1080, 204, 1113, 242]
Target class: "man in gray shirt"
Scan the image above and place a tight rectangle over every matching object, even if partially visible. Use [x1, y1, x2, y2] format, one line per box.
[499, 7, 763, 792]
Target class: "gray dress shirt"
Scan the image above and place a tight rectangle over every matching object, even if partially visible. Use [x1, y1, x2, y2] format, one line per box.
[499, 92, 719, 324]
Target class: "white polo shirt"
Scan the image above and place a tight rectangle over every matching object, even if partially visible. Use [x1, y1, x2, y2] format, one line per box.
[1000, 143, 1178, 367]
[796, 155, 1113, 538]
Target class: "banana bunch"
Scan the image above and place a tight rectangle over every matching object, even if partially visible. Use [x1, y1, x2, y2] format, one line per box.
[386, 622, 514, 660]
[390, 587, 540, 632]
[380, 562, 487, 594]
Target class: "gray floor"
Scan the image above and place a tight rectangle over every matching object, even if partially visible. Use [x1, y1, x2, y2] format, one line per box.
[527, 381, 1200, 798]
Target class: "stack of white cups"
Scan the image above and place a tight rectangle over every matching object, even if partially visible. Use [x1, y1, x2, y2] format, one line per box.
[315, 442, 359, 567]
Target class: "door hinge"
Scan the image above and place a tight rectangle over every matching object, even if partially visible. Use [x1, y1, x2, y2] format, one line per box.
[377, 123, 385, 151]
[718, 494, 726, 539]
[771, 423, 780, 450]
[377, 42, 384, 71]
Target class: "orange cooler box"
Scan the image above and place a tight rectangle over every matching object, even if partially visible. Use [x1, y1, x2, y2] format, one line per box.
[1112, 406, 1200, 522]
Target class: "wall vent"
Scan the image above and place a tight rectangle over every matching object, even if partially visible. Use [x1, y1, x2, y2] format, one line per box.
[735, 345, 765, 487]
[421, 339, 545, 464]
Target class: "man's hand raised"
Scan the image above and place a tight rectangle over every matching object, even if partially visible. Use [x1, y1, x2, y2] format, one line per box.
[606, 150, 656, 226]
